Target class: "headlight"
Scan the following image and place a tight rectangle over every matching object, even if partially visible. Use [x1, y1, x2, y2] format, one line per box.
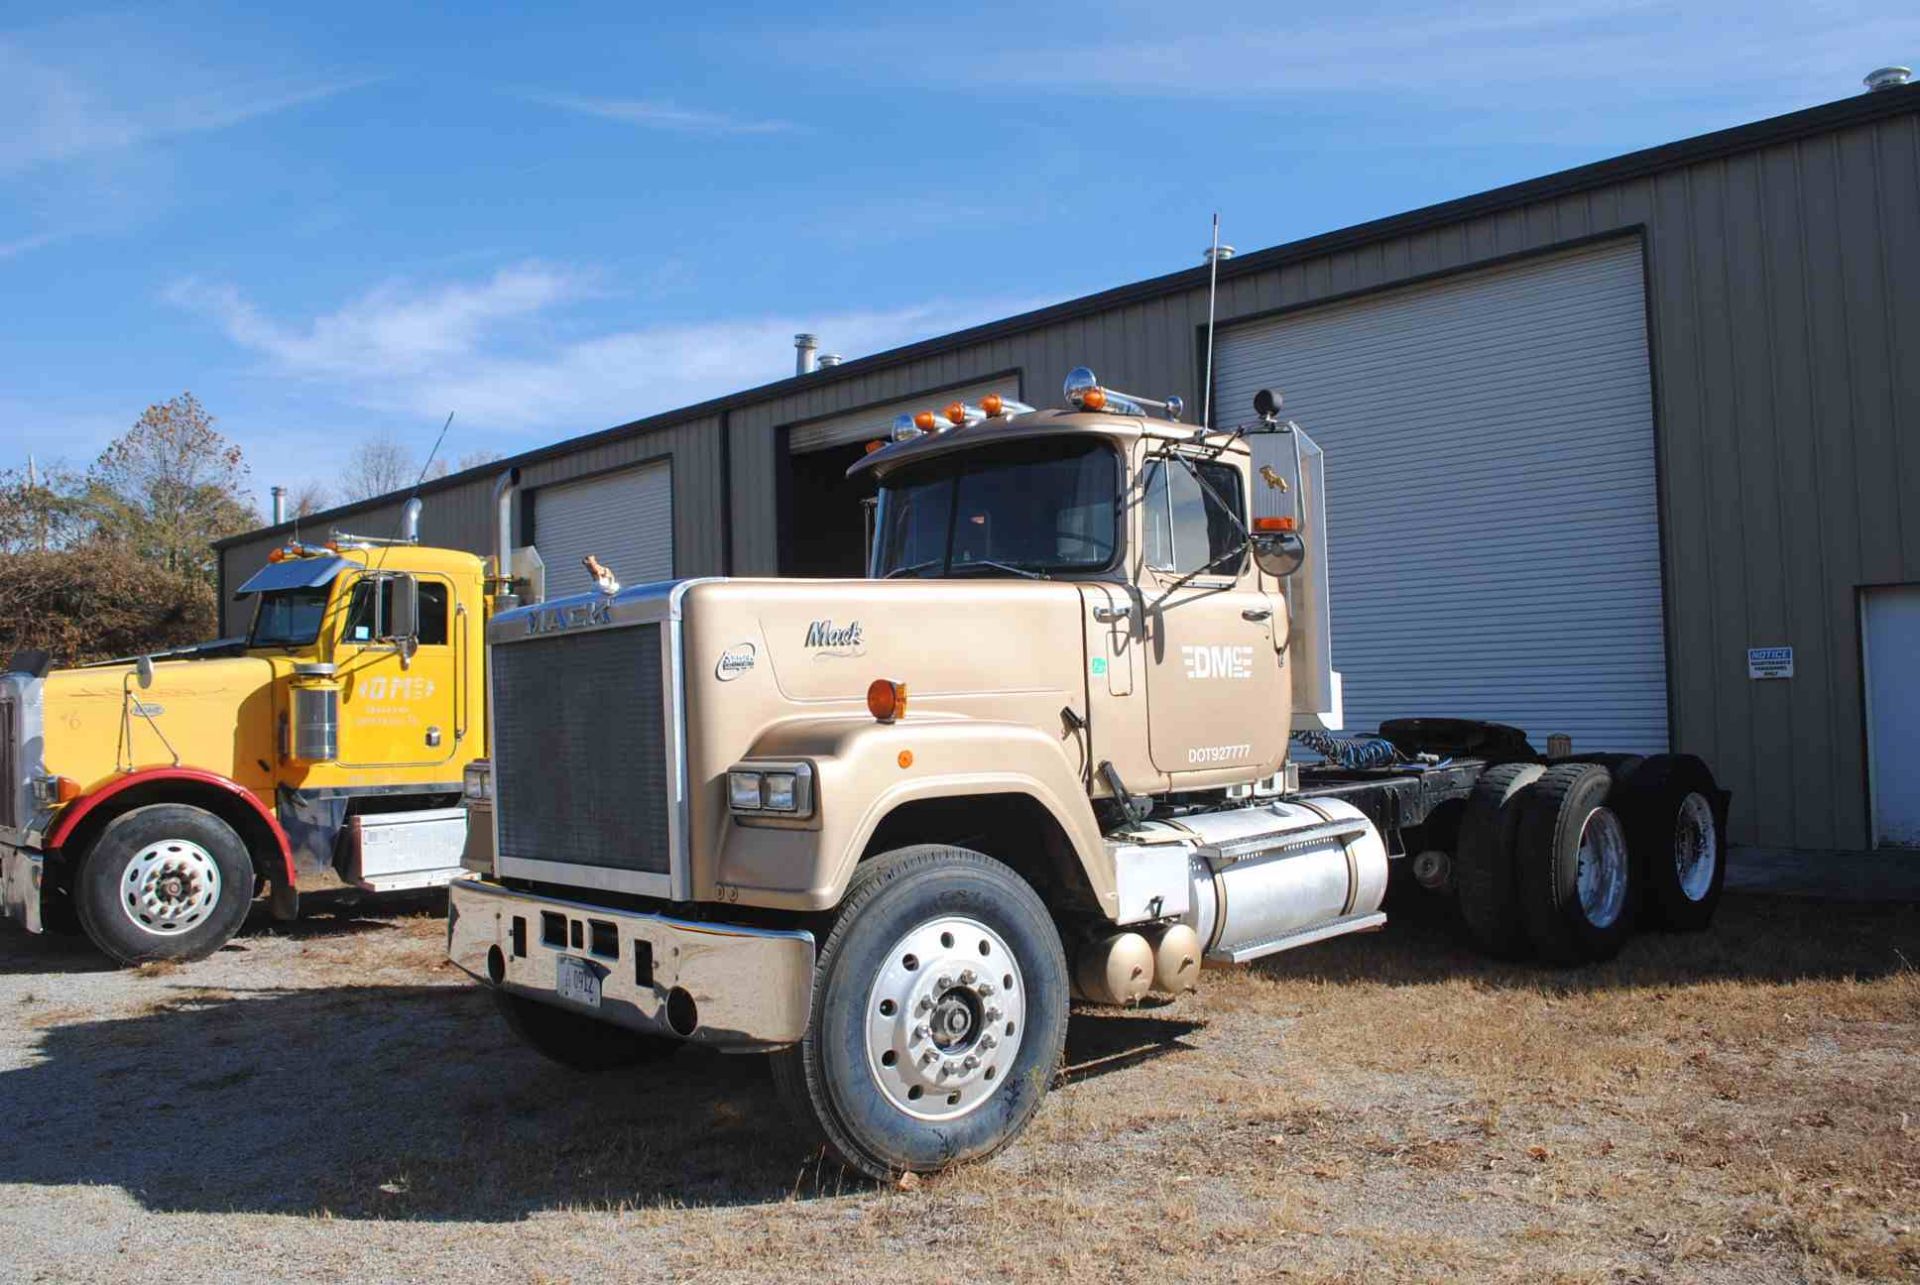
[463, 761, 492, 803]
[726, 763, 813, 817]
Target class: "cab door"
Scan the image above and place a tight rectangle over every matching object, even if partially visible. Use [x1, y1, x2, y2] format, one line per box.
[332, 573, 462, 770]
[1135, 451, 1287, 783]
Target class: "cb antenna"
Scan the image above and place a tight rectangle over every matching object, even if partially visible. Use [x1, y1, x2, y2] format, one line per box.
[1201, 212, 1221, 429]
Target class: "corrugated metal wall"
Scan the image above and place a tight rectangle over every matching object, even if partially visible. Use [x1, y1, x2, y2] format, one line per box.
[221, 101, 1919, 850]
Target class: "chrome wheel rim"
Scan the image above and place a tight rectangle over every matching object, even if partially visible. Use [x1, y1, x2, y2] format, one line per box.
[1575, 807, 1629, 929]
[121, 840, 222, 937]
[864, 916, 1027, 1123]
[1674, 792, 1718, 902]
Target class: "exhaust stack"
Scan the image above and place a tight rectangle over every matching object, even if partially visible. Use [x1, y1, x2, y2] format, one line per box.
[492, 468, 522, 609]
[271, 486, 287, 524]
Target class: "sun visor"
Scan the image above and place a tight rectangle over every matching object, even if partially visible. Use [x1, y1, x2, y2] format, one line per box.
[234, 554, 351, 597]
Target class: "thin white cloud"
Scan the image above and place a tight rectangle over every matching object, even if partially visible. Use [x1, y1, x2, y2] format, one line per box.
[0, 39, 370, 173]
[0, 231, 67, 260]
[529, 92, 798, 135]
[168, 263, 1044, 436]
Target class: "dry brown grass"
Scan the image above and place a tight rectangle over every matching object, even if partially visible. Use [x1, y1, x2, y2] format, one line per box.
[3, 884, 1915, 1284]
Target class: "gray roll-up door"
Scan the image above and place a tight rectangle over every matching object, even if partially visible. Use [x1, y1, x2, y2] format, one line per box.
[534, 460, 674, 597]
[1213, 238, 1667, 753]
[788, 377, 1020, 453]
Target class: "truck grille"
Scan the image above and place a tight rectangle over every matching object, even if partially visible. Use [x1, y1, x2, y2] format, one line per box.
[492, 624, 672, 876]
[0, 696, 16, 830]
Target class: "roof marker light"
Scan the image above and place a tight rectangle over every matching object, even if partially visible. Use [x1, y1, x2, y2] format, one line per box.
[944, 401, 968, 426]
[981, 393, 1004, 416]
[913, 411, 937, 432]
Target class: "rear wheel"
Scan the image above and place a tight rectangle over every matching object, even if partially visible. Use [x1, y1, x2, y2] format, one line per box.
[72, 804, 256, 965]
[1516, 763, 1635, 965]
[1615, 755, 1726, 932]
[773, 845, 1069, 1181]
[1453, 763, 1544, 959]
[493, 990, 680, 1072]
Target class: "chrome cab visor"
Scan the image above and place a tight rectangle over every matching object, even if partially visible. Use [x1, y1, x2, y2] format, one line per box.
[447, 878, 814, 1050]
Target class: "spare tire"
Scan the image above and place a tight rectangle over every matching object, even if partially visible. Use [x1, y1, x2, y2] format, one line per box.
[1516, 763, 1635, 965]
[1613, 755, 1726, 932]
[1453, 763, 1544, 960]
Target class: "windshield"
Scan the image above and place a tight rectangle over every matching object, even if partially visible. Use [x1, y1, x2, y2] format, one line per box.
[872, 436, 1120, 579]
[248, 586, 332, 648]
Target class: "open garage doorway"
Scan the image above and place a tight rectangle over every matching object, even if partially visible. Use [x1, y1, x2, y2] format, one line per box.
[778, 375, 1022, 579]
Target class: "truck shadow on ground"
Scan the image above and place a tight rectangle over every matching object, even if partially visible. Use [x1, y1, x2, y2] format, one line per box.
[1255, 883, 1920, 992]
[0, 978, 1200, 1220]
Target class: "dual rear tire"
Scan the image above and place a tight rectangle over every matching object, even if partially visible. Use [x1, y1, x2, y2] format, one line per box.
[1453, 755, 1725, 965]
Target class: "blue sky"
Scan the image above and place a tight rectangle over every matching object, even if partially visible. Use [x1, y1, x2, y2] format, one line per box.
[3, 2, 1914, 513]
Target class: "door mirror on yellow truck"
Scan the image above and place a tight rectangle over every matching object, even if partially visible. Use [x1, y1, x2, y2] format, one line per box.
[386, 574, 420, 644]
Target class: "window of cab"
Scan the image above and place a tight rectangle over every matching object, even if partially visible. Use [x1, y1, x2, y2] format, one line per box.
[342, 577, 450, 646]
[1140, 456, 1247, 578]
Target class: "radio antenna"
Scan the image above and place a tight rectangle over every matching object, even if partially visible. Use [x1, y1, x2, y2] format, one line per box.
[1201, 212, 1221, 429]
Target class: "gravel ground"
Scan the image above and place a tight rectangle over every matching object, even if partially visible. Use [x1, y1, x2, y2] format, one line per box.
[2, 873, 1915, 1284]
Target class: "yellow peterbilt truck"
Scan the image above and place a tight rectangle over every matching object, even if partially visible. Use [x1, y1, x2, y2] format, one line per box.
[0, 499, 513, 964]
[447, 371, 1730, 1179]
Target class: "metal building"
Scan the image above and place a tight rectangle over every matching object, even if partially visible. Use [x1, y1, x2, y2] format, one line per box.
[219, 82, 1920, 853]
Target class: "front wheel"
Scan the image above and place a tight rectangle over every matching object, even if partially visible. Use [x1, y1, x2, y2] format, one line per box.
[773, 846, 1070, 1181]
[71, 804, 256, 965]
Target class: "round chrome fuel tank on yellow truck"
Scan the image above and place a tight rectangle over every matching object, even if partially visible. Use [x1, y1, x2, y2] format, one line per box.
[445, 371, 1730, 1181]
[0, 498, 513, 965]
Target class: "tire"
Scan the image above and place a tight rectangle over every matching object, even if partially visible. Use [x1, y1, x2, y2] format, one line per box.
[71, 804, 256, 965]
[1453, 763, 1544, 959]
[1516, 764, 1635, 965]
[1613, 755, 1726, 932]
[493, 990, 680, 1072]
[772, 845, 1070, 1181]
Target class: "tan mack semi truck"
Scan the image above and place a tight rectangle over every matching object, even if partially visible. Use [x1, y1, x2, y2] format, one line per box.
[447, 370, 1730, 1179]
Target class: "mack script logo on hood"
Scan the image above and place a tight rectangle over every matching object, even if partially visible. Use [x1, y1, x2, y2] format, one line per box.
[804, 619, 864, 650]
[525, 599, 613, 634]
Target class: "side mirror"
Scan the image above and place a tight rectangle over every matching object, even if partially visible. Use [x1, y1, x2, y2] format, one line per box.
[1252, 530, 1306, 579]
[386, 575, 420, 642]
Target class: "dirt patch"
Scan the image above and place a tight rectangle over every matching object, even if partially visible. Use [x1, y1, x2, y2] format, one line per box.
[1, 883, 1914, 1283]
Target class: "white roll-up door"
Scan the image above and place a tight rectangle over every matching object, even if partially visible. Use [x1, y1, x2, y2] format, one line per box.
[1214, 238, 1667, 753]
[788, 377, 1020, 453]
[534, 460, 674, 597]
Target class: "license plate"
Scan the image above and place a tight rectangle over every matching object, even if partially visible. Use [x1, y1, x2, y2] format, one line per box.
[555, 956, 602, 1009]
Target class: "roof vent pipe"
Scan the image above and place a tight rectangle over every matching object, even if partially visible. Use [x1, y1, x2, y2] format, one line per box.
[270, 485, 287, 524]
[401, 496, 423, 544]
[818, 353, 843, 368]
[1865, 66, 1912, 91]
[1203, 244, 1236, 263]
[795, 333, 819, 376]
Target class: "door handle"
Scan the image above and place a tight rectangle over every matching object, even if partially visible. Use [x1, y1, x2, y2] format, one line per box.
[1241, 606, 1273, 622]
[1093, 605, 1128, 623]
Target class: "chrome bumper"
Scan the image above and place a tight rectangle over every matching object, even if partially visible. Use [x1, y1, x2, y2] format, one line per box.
[447, 879, 815, 1051]
[1, 844, 44, 934]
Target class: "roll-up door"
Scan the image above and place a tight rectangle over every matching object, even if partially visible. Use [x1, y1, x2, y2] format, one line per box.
[787, 377, 1020, 454]
[1212, 238, 1667, 753]
[533, 460, 673, 597]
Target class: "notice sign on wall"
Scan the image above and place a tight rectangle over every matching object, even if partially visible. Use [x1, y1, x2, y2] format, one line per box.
[1748, 646, 1794, 679]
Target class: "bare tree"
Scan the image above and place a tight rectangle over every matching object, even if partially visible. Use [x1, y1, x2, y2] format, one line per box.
[87, 393, 256, 581]
[341, 434, 417, 502]
[287, 480, 333, 519]
[455, 449, 504, 473]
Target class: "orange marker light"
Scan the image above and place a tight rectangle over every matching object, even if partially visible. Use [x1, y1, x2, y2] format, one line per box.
[865, 439, 884, 454]
[897, 750, 914, 769]
[944, 401, 967, 425]
[981, 393, 1004, 416]
[867, 678, 907, 724]
[913, 411, 937, 431]
[1253, 515, 1298, 533]
[54, 776, 82, 804]
[267, 548, 286, 563]
[1080, 387, 1107, 411]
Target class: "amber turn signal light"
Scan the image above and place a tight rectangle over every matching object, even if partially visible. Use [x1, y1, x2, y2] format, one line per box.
[943, 401, 967, 425]
[981, 393, 1004, 416]
[913, 410, 937, 431]
[1253, 515, 1298, 533]
[1080, 387, 1107, 411]
[867, 678, 907, 723]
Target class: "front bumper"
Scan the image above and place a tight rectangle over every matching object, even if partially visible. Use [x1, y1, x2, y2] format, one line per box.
[447, 879, 815, 1051]
[1, 844, 44, 934]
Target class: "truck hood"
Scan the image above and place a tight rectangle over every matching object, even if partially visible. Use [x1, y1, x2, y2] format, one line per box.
[42, 655, 281, 794]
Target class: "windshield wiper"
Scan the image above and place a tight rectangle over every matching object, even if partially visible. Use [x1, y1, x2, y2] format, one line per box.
[882, 558, 945, 579]
[948, 559, 1046, 580]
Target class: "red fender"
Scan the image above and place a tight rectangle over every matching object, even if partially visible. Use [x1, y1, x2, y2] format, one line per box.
[47, 768, 297, 887]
